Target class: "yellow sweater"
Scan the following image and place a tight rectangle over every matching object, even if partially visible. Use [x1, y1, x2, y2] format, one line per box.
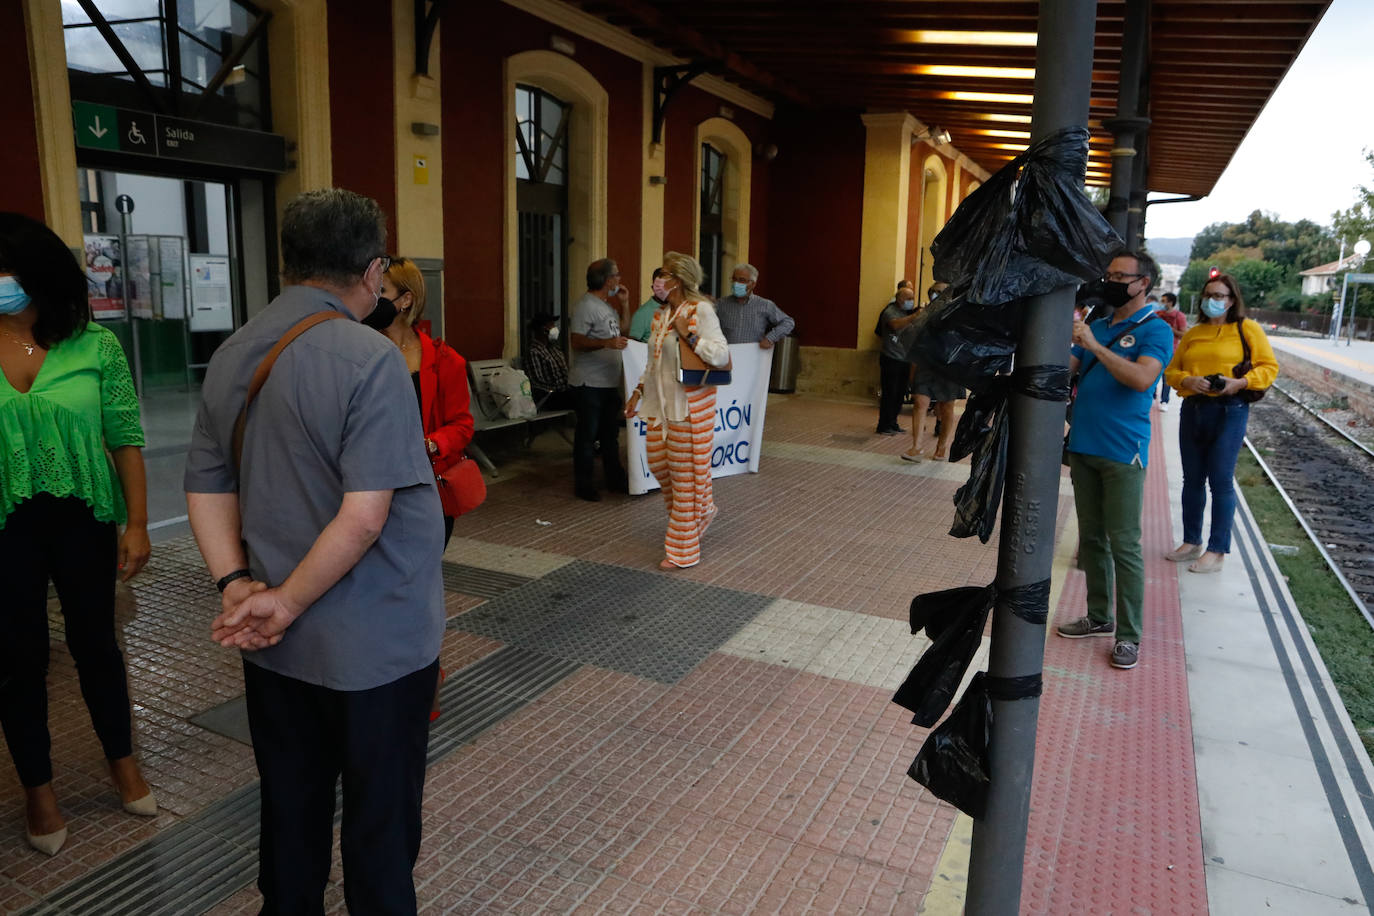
[1163, 318, 1279, 397]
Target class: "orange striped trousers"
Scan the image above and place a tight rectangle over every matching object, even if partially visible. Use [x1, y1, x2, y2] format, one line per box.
[646, 386, 717, 568]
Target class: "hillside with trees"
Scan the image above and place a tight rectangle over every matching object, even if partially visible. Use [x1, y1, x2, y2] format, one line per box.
[1179, 210, 1337, 311]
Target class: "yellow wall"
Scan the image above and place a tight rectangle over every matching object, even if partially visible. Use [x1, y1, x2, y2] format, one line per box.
[392, 0, 444, 259]
[856, 112, 916, 350]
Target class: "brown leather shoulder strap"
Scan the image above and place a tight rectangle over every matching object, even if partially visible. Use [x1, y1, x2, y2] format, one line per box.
[232, 311, 349, 477]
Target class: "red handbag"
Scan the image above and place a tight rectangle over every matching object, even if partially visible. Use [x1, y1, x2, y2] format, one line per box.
[430, 339, 486, 516]
[434, 453, 485, 517]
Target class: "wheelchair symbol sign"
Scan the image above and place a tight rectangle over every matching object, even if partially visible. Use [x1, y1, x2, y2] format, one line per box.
[127, 122, 148, 145]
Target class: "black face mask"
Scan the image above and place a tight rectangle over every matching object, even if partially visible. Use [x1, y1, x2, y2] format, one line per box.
[362, 296, 398, 330]
[1077, 278, 1134, 311]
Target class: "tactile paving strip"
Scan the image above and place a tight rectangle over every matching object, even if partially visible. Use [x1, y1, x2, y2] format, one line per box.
[17, 647, 578, 916]
[450, 560, 773, 683]
[440, 562, 533, 598]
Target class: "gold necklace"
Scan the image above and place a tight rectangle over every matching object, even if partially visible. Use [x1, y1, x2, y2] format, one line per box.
[1, 329, 37, 356]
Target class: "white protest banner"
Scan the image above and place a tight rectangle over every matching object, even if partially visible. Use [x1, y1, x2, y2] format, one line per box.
[621, 340, 773, 495]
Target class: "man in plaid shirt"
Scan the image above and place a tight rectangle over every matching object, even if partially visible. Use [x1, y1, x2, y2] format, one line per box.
[716, 263, 795, 349]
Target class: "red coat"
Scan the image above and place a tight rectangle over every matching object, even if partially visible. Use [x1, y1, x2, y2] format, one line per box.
[417, 330, 474, 473]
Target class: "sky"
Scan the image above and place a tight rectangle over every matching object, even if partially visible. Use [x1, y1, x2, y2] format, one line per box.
[1143, 0, 1374, 242]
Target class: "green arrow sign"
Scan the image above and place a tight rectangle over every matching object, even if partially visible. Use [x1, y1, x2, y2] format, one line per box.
[73, 101, 120, 151]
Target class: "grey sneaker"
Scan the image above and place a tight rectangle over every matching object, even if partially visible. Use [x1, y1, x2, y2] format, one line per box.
[1111, 641, 1139, 669]
[1056, 616, 1114, 639]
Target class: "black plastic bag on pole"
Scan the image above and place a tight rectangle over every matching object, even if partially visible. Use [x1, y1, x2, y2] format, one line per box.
[908, 671, 993, 819]
[892, 585, 996, 726]
[929, 127, 1121, 305]
[903, 288, 1022, 396]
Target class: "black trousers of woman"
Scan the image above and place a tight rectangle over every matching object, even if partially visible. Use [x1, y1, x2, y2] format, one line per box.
[0, 494, 133, 787]
[877, 354, 910, 432]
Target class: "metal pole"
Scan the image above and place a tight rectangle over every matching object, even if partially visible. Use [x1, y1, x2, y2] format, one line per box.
[1335, 272, 1349, 343]
[1103, 0, 1148, 239]
[964, 0, 1098, 913]
[1349, 285, 1358, 346]
[117, 207, 144, 397]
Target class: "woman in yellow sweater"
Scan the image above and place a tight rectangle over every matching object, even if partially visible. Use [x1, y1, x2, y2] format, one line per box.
[1162, 272, 1279, 573]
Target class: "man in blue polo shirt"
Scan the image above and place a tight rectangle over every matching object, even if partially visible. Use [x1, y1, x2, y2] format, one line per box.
[1057, 250, 1174, 670]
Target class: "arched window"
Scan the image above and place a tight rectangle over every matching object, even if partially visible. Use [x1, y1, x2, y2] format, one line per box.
[61, 0, 270, 129]
[515, 84, 571, 350]
[699, 143, 725, 298]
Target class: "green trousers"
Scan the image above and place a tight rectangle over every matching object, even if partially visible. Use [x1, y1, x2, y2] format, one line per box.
[1068, 451, 1146, 644]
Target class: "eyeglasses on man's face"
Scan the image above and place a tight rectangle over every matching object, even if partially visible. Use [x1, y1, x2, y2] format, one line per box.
[1104, 271, 1145, 283]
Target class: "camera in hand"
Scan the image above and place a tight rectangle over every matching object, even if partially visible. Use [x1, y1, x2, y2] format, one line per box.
[1204, 373, 1227, 392]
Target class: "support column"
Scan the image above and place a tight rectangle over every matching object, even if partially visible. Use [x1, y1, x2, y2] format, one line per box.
[856, 112, 916, 347]
[640, 62, 666, 302]
[964, 0, 1098, 912]
[392, 0, 444, 261]
[22, 0, 82, 246]
[1104, 0, 1150, 241]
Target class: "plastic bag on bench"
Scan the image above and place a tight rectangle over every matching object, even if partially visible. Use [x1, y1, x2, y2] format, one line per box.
[486, 366, 538, 419]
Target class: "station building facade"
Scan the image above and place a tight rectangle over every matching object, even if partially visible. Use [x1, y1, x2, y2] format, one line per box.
[6, 0, 987, 396]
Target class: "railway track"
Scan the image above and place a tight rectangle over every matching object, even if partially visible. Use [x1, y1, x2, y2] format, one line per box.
[1244, 384, 1374, 632]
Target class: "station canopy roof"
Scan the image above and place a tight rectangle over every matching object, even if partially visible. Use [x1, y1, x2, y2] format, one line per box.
[572, 0, 1331, 197]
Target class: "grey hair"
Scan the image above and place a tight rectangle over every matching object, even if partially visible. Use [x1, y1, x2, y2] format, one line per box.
[733, 263, 759, 283]
[281, 189, 387, 286]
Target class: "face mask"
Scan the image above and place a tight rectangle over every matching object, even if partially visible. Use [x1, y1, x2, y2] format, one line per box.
[927, 289, 940, 302]
[1080, 278, 1135, 310]
[899, 298, 916, 312]
[731, 281, 749, 298]
[607, 285, 620, 297]
[362, 296, 398, 330]
[651, 277, 672, 303]
[1201, 297, 1229, 319]
[547, 326, 560, 342]
[0, 276, 31, 315]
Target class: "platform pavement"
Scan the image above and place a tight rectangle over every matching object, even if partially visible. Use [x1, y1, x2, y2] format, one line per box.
[0, 392, 1371, 913]
[1270, 336, 1374, 389]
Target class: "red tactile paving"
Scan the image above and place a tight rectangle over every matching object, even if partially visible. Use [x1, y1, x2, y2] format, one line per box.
[1028, 417, 1208, 914]
[8, 394, 1211, 915]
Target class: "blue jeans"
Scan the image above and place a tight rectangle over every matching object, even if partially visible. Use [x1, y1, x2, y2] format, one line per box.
[1178, 397, 1250, 554]
[1158, 378, 1171, 404]
[573, 385, 626, 492]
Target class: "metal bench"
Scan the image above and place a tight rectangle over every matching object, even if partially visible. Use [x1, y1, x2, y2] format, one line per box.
[466, 358, 574, 476]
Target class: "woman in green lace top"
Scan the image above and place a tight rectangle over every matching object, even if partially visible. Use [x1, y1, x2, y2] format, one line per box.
[0, 212, 157, 857]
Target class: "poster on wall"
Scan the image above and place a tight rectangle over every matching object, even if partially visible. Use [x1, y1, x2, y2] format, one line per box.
[155, 237, 187, 320]
[620, 341, 773, 495]
[189, 254, 234, 332]
[83, 234, 126, 321]
[125, 236, 153, 319]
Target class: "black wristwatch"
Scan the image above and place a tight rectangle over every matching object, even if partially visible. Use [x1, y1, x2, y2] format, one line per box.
[216, 568, 253, 593]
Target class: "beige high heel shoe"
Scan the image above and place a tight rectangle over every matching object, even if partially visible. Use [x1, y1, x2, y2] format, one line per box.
[27, 824, 67, 856]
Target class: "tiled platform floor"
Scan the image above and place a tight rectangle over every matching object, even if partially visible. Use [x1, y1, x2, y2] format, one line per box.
[2, 393, 1210, 914]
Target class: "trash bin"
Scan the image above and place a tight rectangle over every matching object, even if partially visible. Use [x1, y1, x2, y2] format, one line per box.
[769, 334, 800, 393]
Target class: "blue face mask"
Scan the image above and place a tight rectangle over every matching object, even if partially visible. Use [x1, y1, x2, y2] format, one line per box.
[0, 276, 31, 315]
[1201, 297, 1228, 319]
[731, 281, 749, 298]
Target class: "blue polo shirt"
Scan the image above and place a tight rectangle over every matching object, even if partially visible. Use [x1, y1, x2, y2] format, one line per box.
[1067, 304, 1174, 467]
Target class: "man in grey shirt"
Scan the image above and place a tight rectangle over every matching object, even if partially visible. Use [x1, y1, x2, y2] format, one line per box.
[184, 189, 443, 915]
[716, 262, 795, 347]
[568, 257, 630, 501]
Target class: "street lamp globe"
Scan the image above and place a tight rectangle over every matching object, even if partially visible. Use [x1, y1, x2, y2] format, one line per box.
[1355, 239, 1371, 259]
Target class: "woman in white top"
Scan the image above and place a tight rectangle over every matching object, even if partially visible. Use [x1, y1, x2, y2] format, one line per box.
[625, 252, 730, 569]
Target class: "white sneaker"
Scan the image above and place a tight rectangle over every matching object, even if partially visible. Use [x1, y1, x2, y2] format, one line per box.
[1159, 402, 1170, 412]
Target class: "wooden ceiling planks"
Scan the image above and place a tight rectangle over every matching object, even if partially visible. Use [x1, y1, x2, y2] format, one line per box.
[570, 0, 1331, 195]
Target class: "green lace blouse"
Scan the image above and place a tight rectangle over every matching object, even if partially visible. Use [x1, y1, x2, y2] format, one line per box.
[0, 322, 145, 528]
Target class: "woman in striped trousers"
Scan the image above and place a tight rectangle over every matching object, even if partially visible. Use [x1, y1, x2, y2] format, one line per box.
[624, 253, 731, 569]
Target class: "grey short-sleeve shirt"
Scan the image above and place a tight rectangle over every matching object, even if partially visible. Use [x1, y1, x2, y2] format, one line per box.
[567, 291, 622, 388]
[183, 285, 445, 691]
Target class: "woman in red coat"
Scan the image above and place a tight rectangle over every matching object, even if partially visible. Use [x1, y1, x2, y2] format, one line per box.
[368, 255, 475, 547]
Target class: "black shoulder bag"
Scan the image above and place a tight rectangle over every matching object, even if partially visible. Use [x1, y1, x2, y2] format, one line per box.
[1232, 320, 1267, 402]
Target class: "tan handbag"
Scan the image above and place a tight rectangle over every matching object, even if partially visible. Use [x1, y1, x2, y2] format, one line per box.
[676, 306, 732, 386]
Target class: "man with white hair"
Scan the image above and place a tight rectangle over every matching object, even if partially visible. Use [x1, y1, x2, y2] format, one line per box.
[716, 263, 795, 348]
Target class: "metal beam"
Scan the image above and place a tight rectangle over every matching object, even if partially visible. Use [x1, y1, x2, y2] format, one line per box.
[75, 0, 165, 113]
[415, 0, 444, 77]
[965, 0, 1099, 911]
[652, 61, 717, 145]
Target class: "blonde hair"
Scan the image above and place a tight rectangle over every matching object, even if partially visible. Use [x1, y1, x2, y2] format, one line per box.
[384, 255, 427, 326]
[661, 251, 708, 302]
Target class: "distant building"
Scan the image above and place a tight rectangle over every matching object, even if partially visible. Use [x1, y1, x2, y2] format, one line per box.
[1300, 255, 1364, 297]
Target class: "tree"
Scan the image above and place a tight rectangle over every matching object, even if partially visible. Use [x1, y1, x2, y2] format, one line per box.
[1332, 149, 1374, 253]
[1189, 210, 1336, 272]
[1179, 258, 1287, 309]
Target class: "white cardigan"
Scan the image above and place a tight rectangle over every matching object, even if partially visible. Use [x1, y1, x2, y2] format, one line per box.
[636, 299, 730, 423]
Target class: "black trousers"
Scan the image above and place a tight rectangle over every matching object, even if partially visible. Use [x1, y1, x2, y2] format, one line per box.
[0, 494, 131, 787]
[877, 355, 910, 431]
[244, 658, 438, 916]
[573, 384, 626, 491]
